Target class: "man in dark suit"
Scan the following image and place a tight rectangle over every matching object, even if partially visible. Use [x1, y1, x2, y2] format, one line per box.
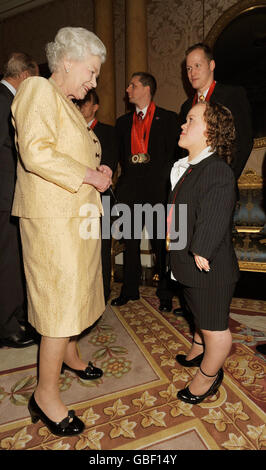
[177, 43, 253, 179]
[173, 42, 253, 316]
[111, 72, 179, 311]
[78, 90, 117, 303]
[0, 52, 39, 348]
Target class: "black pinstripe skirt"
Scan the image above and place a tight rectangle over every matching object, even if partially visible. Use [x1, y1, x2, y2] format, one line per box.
[182, 283, 236, 331]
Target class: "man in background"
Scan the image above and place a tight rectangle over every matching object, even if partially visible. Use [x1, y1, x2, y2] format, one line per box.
[111, 72, 179, 312]
[0, 52, 39, 347]
[177, 43, 253, 179]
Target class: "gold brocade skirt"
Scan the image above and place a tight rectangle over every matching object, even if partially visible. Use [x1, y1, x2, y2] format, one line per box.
[19, 217, 105, 337]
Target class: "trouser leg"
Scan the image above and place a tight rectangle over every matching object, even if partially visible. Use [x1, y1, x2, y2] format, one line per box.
[101, 237, 111, 302]
[121, 237, 142, 297]
[0, 212, 26, 338]
[146, 209, 173, 301]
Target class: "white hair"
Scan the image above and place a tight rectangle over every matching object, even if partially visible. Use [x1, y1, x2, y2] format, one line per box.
[46, 27, 106, 72]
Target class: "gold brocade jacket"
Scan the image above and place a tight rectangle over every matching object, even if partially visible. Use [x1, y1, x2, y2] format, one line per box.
[11, 76, 102, 218]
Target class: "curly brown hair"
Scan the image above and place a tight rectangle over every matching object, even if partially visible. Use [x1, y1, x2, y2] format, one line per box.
[203, 101, 236, 164]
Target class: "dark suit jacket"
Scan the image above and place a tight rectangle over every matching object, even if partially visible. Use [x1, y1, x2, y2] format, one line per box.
[92, 120, 118, 209]
[178, 83, 253, 179]
[0, 83, 17, 211]
[92, 121, 117, 173]
[115, 106, 179, 205]
[169, 154, 239, 288]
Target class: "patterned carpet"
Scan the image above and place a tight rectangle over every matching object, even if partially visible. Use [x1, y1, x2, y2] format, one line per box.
[0, 283, 265, 451]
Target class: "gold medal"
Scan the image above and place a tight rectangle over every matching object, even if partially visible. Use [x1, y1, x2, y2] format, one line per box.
[130, 153, 150, 164]
[131, 154, 139, 164]
[141, 153, 150, 163]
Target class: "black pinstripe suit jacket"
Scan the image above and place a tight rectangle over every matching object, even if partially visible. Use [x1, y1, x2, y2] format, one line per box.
[169, 153, 240, 288]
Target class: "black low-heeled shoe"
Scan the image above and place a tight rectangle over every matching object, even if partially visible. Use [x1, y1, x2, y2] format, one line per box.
[62, 361, 103, 380]
[177, 367, 224, 405]
[176, 352, 204, 367]
[28, 394, 84, 436]
[176, 338, 204, 367]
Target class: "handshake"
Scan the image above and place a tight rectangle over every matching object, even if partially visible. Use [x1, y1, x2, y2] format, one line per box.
[84, 164, 112, 193]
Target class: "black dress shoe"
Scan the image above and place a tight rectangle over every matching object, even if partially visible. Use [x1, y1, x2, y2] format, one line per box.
[111, 294, 140, 306]
[159, 299, 172, 312]
[176, 352, 204, 367]
[28, 394, 84, 436]
[62, 361, 103, 380]
[177, 368, 224, 405]
[1, 326, 36, 348]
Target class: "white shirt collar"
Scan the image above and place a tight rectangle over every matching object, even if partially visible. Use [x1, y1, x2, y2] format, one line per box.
[1, 79, 16, 96]
[189, 146, 214, 165]
[172, 146, 214, 168]
[136, 104, 148, 119]
[87, 118, 95, 128]
[170, 146, 214, 190]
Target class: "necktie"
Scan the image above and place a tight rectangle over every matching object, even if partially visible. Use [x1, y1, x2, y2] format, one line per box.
[198, 94, 205, 102]
[137, 111, 144, 121]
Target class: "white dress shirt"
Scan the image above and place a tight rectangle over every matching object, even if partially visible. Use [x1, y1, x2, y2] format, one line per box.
[170, 146, 214, 190]
[87, 118, 94, 128]
[136, 104, 148, 119]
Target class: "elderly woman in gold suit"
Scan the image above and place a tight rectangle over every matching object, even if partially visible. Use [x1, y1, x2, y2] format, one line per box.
[11, 27, 112, 436]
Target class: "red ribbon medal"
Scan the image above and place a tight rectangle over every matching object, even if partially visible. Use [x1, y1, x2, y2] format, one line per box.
[131, 101, 156, 155]
[192, 80, 216, 107]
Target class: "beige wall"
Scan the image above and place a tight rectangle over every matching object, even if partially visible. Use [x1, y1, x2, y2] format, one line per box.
[0, 0, 238, 114]
[114, 0, 239, 115]
[147, 0, 238, 113]
[0, 0, 264, 172]
[0, 0, 93, 68]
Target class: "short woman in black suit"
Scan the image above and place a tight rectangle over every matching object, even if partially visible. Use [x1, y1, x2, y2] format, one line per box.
[169, 101, 239, 404]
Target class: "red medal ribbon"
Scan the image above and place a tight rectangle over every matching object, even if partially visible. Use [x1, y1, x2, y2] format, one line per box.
[90, 118, 98, 130]
[131, 101, 156, 155]
[192, 80, 216, 107]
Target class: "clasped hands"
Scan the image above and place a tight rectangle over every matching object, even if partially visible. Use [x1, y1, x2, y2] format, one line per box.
[84, 164, 112, 192]
[97, 165, 112, 192]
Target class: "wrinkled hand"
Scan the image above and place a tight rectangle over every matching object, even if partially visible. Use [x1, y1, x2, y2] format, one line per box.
[95, 169, 112, 192]
[84, 167, 112, 193]
[194, 254, 210, 272]
[98, 165, 113, 179]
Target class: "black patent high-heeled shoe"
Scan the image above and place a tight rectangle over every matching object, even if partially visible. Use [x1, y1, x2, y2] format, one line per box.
[28, 394, 85, 436]
[176, 338, 204, 367]
[61, 361, 103, 380]
[177, 367, 224, 405]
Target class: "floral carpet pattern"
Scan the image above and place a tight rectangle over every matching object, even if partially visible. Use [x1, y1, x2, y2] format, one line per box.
[0, 283, 265, 451]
